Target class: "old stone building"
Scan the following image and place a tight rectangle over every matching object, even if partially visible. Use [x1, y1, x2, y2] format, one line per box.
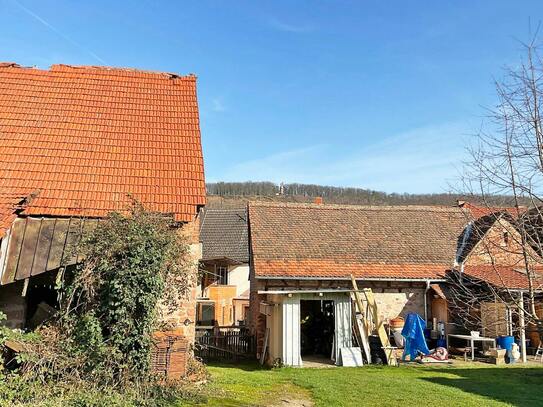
[247, 201, 543, 366]
[0, 63, 206, 376]
[247, 201, 468, 366]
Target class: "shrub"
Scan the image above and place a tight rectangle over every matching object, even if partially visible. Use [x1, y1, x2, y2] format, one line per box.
[57, 203, 194, 384]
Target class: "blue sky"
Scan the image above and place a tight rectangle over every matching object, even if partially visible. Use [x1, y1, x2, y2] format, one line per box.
[0, 1, 541, 193]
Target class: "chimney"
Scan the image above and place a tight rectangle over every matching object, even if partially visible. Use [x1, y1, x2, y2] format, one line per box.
[314, 197, 324, 205]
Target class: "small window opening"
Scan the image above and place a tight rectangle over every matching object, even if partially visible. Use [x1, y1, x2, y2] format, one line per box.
[217, 266, 228, 285]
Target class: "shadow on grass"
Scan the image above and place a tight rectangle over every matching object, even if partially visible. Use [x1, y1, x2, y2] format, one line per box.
[421, 367, 543, 407]
[204, 359, 269, 372]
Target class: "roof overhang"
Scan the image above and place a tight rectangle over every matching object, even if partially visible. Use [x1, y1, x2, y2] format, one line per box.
[258, 288, 359, 295]
[201, 256, 245, 266]
[255, 275, 447, 282]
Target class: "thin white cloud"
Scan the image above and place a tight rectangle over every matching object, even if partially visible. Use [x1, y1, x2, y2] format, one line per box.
[213, 122, 471, 193]
[268, 17, 314, 33]
[11, 0, 106, 64]
[211, 97, 226, 112]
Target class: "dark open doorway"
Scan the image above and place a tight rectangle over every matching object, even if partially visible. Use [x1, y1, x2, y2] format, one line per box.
[300, 299, 335, 361]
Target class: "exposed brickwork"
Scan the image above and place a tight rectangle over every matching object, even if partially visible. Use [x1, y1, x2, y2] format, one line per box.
[467, 219, 533, 266]
[150, 331, 189, 380]
[461, 218, 543, 289]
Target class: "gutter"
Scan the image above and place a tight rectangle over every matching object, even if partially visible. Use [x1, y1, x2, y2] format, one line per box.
[258, 288, 361, 295]
[255, 275, 447, 283]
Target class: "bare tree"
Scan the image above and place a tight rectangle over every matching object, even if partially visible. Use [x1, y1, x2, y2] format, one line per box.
[460, 35, 543, 332]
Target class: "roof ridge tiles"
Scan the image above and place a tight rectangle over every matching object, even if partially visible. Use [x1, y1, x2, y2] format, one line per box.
[0, 62, 196, 81]
[248, 200, 464, 213]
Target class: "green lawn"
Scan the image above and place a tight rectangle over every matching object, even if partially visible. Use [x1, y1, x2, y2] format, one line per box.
[195, 361, 543, 407]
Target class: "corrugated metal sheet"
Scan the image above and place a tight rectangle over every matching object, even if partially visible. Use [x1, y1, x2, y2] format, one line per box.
[0, 217, 99, 285]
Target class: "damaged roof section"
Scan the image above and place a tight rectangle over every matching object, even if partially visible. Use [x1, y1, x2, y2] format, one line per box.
[0, 192, 37, 239]
[0, 217, 99, 285]
[0, 63, 206, 223]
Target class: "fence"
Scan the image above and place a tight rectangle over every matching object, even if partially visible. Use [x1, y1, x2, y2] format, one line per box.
[195, 326, 256, 361]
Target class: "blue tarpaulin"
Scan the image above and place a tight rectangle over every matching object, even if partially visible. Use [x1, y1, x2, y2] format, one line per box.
[401, 313, 430, 361]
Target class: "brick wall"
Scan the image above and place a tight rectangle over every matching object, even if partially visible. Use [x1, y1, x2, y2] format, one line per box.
[468, 219, 537, 267]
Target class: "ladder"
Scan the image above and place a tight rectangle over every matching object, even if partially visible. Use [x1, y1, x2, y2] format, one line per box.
[351, 276, 371, 363]
[351, 275, 398, 366]
[535, 343, 543, 362]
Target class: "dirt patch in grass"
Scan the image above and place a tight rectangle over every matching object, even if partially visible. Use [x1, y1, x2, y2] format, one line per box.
[202, 382, 312, 407]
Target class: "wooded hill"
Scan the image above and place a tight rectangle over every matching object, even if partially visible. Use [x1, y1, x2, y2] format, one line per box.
[206, 181, 520, 207]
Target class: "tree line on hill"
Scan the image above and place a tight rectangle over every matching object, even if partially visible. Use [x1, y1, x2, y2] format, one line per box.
[206, 181, 519, 206]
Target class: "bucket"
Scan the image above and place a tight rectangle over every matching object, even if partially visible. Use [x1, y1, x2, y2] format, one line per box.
[390, 317, 405, 329]
[496, 335, 515, 351]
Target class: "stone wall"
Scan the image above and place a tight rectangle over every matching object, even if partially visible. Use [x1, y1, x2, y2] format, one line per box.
[152, 211, 201, 378]
[372, 288, 425, 321]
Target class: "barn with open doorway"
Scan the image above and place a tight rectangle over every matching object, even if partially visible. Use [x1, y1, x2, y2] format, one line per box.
[247, 201, 470, 366]
[260, 291, 352, 366]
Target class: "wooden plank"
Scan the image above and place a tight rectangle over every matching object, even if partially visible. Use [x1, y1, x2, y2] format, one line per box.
[1, 218, 27, 285]
[260, 328, 269, 365]
[31, 218, 56, 277]
[46, 219, 70, 271]
[350, 276, 372, 363]
[0, 228, 11, 282]
[363, 287, 398, 366]
[63, 218, 82, 266]
[16, 218, 42, 280]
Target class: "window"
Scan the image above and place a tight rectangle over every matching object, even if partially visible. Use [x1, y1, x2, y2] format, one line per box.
[197, 303, 215, 326]
[217, 266, 228, 285]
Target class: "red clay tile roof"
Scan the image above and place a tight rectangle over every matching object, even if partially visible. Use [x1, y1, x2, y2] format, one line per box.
[459, 202, 522, 219]
[0, 192, 34, 237]
[253, 260, 449, 279]
[248, 202, 469, 279]
[461, 265, 543, 290]
[0, 63, 205, 226]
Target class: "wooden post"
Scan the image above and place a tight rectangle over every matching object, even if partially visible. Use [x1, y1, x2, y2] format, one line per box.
[519, 292, 527, 363]
[350, 275, 371, 363]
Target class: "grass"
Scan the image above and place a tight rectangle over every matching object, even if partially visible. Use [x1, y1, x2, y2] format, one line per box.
[3, 361, 543, 406]
[197, 361, 543, 407]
